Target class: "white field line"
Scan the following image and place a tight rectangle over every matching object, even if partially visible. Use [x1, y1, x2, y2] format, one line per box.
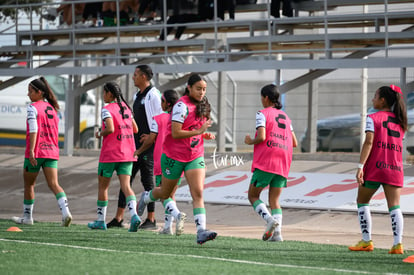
[0, 238, 401, 275]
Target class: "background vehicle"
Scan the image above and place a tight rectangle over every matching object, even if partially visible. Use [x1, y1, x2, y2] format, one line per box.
[0, 76, 97, 148]
[301, 93, 414, 154]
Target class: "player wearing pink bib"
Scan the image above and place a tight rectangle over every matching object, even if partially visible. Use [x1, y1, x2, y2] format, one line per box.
[12, 77, 72, 227]
[138, 74, 218, 244]
[349, 85, 407, 254]
[134, 90, 184, 235]
[163, 94, 206, 162]
[88, 82, 141, 232]
[245, 84, 297, 242]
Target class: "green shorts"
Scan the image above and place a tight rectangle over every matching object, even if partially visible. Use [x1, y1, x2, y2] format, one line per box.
[363, 180, 383, 189]
[98, 162, 133, 178]
[24, 158, 58, 173]
[155, 174, 182, 187]
[161, 154, 205, 180]
[250, 169, 287, 188]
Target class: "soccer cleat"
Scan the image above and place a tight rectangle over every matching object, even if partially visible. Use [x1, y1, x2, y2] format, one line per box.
[107, 218, 125, 228]
[137, 192, 148, 216]
[262, 218, 278, 241]
[197, 229, 218, 245]
[158, 227, 173, 235]
[175, 212, 187, 236]
[128, 214, 141, 232]
[61, 213, 72, 227]
[139, 218, 157, 230]
[268, 231, 283, 242]
[389, 243, 404, 254]
[88, 220, 107, 230]
[348, 240, 374, 252]
[11, 216, 33, 225]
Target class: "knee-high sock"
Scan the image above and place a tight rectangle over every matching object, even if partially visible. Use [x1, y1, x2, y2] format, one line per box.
[253, 200, 272, 223]
[97, 200, 108, 222]
[194, 208, 206, 232]
[56, 192, 70, 217]
[23, 199, 34, 219]
[272, 208, 282, 234]
[126, 195, 137, 217]
[389, 206, 403, 245]
[357, 204, 372, 242]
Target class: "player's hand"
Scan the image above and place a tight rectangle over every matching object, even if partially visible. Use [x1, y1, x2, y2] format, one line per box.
[244, 134, 253, 145]
[356, 169, 364, 185]
[200, 119, 212, 133]
[133, 150, 139, 159]
[29, 151, 37, 166]
[203, 132, 215, 140]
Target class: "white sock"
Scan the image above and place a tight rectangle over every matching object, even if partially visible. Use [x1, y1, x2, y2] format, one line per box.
[194, 213, 206, 232]
[254, 201, 272, 223]
[127, 199, 138, 217]
[358, 205, 372, 242]
[97, 206, 107, 222]
[390, 207, 403, 245]
[164, 214, 174, 229]
[57, 196, 70, 217]
[273, 213, 282, 235]
[164, 200, 180, 219]
[23, 203, 34, 220]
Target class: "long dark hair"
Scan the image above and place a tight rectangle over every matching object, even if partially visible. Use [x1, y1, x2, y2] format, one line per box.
[183, 74, 211, 120]
[29, 77, 60, 111]
[163, 89, 179, 112]
[378, 85, 407, 132]
[103, 81, 133, 119]
[261, 84, 282, 109]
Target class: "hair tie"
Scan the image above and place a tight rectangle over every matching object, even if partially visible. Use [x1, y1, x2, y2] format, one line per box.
[390, 84, 402, 94]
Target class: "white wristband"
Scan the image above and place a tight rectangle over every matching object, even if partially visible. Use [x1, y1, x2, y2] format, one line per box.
[357, 163, 364, 169]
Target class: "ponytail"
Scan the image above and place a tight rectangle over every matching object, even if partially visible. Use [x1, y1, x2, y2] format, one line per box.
[163, 89, 180, 112]
[261, 84, 282, 110]
[30, 77, 60, 111]
[378, 85, 407, 132]
[104, 81, 133, 119]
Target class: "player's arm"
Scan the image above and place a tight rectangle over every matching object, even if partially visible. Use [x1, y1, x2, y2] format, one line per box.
[27, 105, 38, 166]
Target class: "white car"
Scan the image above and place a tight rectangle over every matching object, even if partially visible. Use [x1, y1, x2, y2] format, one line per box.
[0, 76, 97, 148]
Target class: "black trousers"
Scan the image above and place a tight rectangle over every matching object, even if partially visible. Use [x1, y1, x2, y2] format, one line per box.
[271, 0, 293, 18]
[117, 151, 155, 213]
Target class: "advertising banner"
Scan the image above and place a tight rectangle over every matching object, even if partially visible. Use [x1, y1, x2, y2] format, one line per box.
[175, 171, 414, 213]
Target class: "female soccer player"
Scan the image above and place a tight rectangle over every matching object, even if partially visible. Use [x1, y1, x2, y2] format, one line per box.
[244, 84, 297, 241]
[12, 77, 72, 227]
[138, 74, 217, 244]
[349, 85, 407, 254]
[88, 82, 140, 231]
[134, 89, 183, 235]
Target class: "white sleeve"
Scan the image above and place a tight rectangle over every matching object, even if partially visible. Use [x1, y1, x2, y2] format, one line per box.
[145, 88, 163, 127]
[27, 104, 38, 133]
[171, 101, 188, 123]
[255, 111, 266, 129]
[365, 116, 374, 132]
[149, 118, 159, 134]
[101, 108, 112, 121]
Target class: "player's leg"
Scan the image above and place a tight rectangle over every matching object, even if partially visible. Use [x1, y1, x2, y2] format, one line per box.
[12, 159, 39, 225]
[43, 159, 72, 226]
[248, 169, 277, 241]
[349, 182, 378, 251]
[88, 162, 112, 230]
[383, 184, 404, 254]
